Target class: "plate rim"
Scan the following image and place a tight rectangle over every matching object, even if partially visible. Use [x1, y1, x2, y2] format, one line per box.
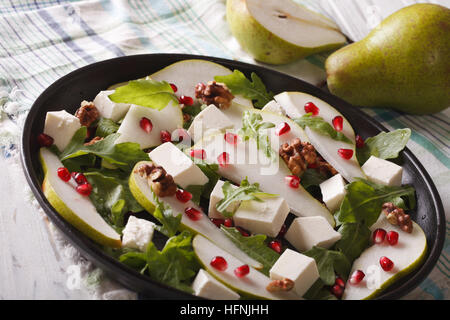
[20, 53, 446, 300]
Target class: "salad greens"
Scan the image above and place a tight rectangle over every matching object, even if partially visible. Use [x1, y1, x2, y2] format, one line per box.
[152, 192, 182, 238]
[356, 128, 411, 165]
[109, 79, 178, 110]
[239, 111, 276, 160]
[293, 113, 353, 144]
[95, 118, 120, 138]
[214, 70, 274, 108]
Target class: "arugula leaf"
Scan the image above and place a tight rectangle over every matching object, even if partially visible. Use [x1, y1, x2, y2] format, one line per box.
[300, 169, 328, 190]
[184, 185, 203, 205]
[221, 226, 279, 276]
[96, 118, 120, 137]
[294, 114, 352, 144]
[60, 127, 148, 171]
[195, 162, 220, 199]
[216, 177, 276, 218]
[304, 246, 351, 285]
[108, 79, 178, 110]
[152, 192, 182, 237]
[334, 222, 371, 262]
[303, 279, 338, 300]
[214, 70, 274, 108]
[356, 128, 411, 165]
[335, 178, 416, 228]
[145, 231, 200, 293]
[119, 250, 148, 272]
[239, 111, 276, 160]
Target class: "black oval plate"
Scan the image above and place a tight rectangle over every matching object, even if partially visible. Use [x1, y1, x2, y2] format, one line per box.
[21, 53, 445, 300]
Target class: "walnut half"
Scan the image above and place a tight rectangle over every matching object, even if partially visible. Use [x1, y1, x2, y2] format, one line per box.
[135, 163, 177, 197]
[194, 81, 234, 110]
[266, 278, 295, 292]
[75, 101, 100, 127]
[382, 202, 413, 233]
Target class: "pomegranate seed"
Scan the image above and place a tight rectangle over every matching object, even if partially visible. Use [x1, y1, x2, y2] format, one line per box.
[304, 102, 319, 116]
[76, 183, 92, 196]
[372, 228, 387, 244]
[380, 256, 394, 272]
[160, 130, 172, 143]
[172, 128, 190, 143]
[269, 240, 282, 254]
[140, 117, 153, 134]
[355, 135, 365, 148]
[285, 175, 300, 189]
[176, 189, 192, 203]
[184, 207, 202, 221]
[190, 149, 206, 160]
[236, 226, 251, 237]
[335, 276, 346, 288]
[210, 218, 225, 228]
[349, 270, 365, 285]
[179, 95, 194, 106]
[57, 167, 71, 182]
[275, 122, 291, 136]
[217, 152, 230, 168]
[210, 256, 227, 271]
[234, 264, 250, 278]
[277, 224, 287, 238]
[386, 231, 399, 246]
[169, 83, 177, 93]
[332, 116, 343, 132]
[224, 218, 233, 227]
[71, 172, 88, 185]
[224, 132, 238, 145]
[330, 284, 344, 299]
[338, 148, 353, 160]
[37, 133, 54, 147]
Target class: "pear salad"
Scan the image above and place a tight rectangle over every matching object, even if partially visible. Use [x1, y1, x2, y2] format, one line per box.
[37, 59, 426, 300]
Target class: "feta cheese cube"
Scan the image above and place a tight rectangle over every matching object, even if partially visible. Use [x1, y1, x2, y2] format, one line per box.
[270, 248, 319, 297]
[261, 100, 286, 116]
[208, 180, 240, 219]
[44, 110, 81, 151]
[149, 142, 209, 189]
[187, 105, 234, 142]
[285, 216, 342, 252]
[122, 216, 156, 252]
[362, 156, 403, 186]
[233, 195, 290, 238]
[319, 174, 347, 212]
[192, 269, 240, 300]
[93, 90, 130, 121]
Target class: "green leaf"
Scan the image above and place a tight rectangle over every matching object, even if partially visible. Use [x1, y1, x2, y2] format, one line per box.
[335, 178, 416, 228]
[152, 192, 182, 237]
[195, 162, 220, 199]
[303, 279, 337, 300]
[304, 246, 351, 286]
[184, 185, 203, 205]
[300, 169, 328, 190]
[334, 222, 371, 262]
[119, 250, 148, 271]
[96, 118, 120, 137]
[356, 128, 411, 165]
[109, 79, 178, 111]
[214, 70, 274, 108]
[221, 226, 279, 276]
[239, 111, 276, 160]
[294, 114, 353, 144]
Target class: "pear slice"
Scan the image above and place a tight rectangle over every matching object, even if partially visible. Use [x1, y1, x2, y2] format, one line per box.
[342, 215, 427, 300]
[149, 59, 253, 108]
[39, 148, 121, 248]
[226, 0, 346, 64]
[114, 101, 183, 149]
[192, 234, 300, 300]
[128, 161, 262, 269]
[274, 92, 366, 182]
[191, 134, 335, 226]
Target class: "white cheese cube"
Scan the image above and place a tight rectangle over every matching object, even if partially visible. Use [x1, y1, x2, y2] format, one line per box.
[233, 195, 290, 238]
[192, 269, 240, 300]
[149, 142, 208, 189]
[122, 216, 156, 252]
[261, 100, 286, 116]
[208, 180, 240, 219]
[362, 156, 403, 186]
[270, 248, 319, 297]
[93, 90, 130, 121]
[187, 105, 234, 142]
[285, 216, 342, 252]
[44, 110, 81, 152]
[320, 174, 347, 212]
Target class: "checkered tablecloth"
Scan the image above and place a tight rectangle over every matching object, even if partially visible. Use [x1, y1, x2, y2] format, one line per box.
[0, 0, 448, 299]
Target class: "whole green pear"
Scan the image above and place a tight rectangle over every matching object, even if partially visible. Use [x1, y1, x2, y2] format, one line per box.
[325, 4, 450, 115]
